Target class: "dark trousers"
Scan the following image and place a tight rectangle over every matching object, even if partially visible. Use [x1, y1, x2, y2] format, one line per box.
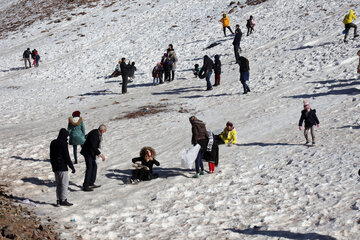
[345, 23, 358, 40]
[241, 81, 250, 93]
[247, 26, 254, 36]
[223, 26, 234, 36]
[214, 135, 225, 145]
[195, 150, 204, 173]
[214, 74, 221, 85]
[83, 154, 97, 188]
[132, 169, 152, 181]
[122, 75, 128, 93]
[234, 44, 240, 62]
[164, 71, 170, 81]
[171, 70, 175, 81]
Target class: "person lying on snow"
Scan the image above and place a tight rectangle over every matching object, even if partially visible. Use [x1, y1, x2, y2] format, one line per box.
[128, 147, 160, 184]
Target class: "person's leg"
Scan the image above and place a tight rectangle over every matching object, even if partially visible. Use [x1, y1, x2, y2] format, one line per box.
[24, 59, 27, 69]
[206, 72, 213, 89]
[245, 81, 250, 92]
[153, 77, 156, 85]
[122, 76, 128, 93]
[58, 171, 69, 201]
[90, 159, 97, 186]
[217, 74, 221, 85]
[247, 27, 250, 36]
[73, 145, 78, 164]
[83, 155, 93, 188]
[171, 70, 175, 81]
[234, 44, 240, 62]
[223, 27, 226, 36]
[349, 23, 358, 36]
[304, 128, 310, 143]
[54, 172, 61, 201]
[310, 125, 316, 143]
[228, 26, 234, 34]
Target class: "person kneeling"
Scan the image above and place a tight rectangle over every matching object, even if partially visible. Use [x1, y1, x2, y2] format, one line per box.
[129, 147, 160, 184]
[215, 121, 237, 145]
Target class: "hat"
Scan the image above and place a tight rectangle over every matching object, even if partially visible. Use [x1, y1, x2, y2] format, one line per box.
[72, 111, 80, 117]
[303, 100, 309, 107]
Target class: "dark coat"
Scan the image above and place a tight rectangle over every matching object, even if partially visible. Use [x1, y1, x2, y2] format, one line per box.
[199, 55, 214, 79]
[203, 134, 219, 166]
[23, 49, 31, 58]
[132, 157, 160, 173]
[190, 119, 209, 145]
[50, 128, 74, 172]
[233, 30, 242, 45]
[80, 129, 101, 158]
[299, 109, 320, 128]
[238, 56, 250, 72]
[120, 62, 131, 77]
[214, 55, 221, 75]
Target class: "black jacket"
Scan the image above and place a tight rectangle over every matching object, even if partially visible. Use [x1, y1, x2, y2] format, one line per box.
[214, 55, 221, 75]
[199, 55, 214, 79]
[23, 50, 31, 58]
[80, 129, 101, 158]
[238, 56, 250, 72]
[120, 62, 131, 77]
[50, 128, 74, 172]
[132, 157, 160, 173]
[299, 109, 320, 128]
[233, 30, 242, 45]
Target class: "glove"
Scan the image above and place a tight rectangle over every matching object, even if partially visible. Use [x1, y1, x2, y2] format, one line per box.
[71, 168, 76, 174]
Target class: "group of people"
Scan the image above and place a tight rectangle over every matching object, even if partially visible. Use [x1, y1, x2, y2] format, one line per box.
[219, 13, 255, 37]
[22, 48, 40, 69]
[152, 44, 178, 85]
[109, 58, 136, 94]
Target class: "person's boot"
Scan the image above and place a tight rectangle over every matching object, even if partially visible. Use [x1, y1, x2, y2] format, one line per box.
[56, 200, 60, 207]
[60, 199, 73, 206]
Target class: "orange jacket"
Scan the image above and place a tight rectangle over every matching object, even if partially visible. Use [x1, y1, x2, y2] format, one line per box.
[220, 15, 230, 27]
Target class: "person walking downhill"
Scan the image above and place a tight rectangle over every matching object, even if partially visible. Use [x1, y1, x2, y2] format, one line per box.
[199, 55, 214, 91]
[81, 124, 107, 191]
[189, 116, 209, 178]
[238, 56, 251, 94]
[50, 128, 76, 207]
[68, 111, 85, 164]
[298, 101, 320, 146]
[219, 13, 234, 37]
[120, 58, 131, 94]
[246, 16, 255, 36]
[233, 25, 242, 62]
[343, 10, 359, 43]
[213, 55, 221, 86]
[23, 48, 31, 69]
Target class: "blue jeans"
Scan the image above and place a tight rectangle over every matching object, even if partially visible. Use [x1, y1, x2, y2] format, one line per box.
[195, 150, 204, 173]
[153, 77, 159, 85]
[206, 71, 213, 89]
[234, 44, 240, 62]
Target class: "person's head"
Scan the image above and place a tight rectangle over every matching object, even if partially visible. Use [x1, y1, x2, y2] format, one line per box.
[195, 64, 199, 68]
[168, 44, 173, 50]
[189, 116, 197, 124]
[250, 15, 253, 20]
[118, 60, 122, 64]
[72, 111, 81, 117]
[303, 100, 310, 111]
[223, 13, 226, 18]
[121, 57, 126, 62]
[226, 121, 234, 131]
[27, 48, 30, 51]
[98, 124, 107, 134]
[215, 55, 220, 60]
[58, 128, 69, 141]
[235, 24, 239, 29]
[131, 62, 135, 66]
[140, 147, 156, 161]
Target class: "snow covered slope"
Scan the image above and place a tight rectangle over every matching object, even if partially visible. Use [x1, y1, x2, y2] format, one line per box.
[0, 0, 359, 239]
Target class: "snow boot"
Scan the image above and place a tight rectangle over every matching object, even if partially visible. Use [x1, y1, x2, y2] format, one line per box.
[60, 199, 73, 207]
[193, 173, 200, 178]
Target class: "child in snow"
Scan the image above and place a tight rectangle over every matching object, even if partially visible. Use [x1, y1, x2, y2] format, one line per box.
[215, 121, 237, 145]
[110, 60, 122, 78]
[152, 63, 162, 85]
[298, 101, 320, 145]
[246, 16, 255, 36]
[129, 147, 160, 184]
[203, 131, 219, 174]
[343, 10, 359, 43]
[193, 64, 200, 78]
[213, 55, 221, 86]
[33, 50, 40, 67]
[128, 62, 136, 82]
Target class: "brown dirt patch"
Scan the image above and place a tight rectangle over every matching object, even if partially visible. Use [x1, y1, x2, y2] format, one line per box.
[111, 104, 169, 120]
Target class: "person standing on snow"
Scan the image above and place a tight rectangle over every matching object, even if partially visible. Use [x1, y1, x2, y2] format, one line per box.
[189, 116, 209, 178]
[213, 55, 221, 86]
[23, 48, 31, 69]
[220, 13, 234, 37]
[81, 124, 107, 191]
[238, 56, 251, 94]
[298, 101, 320, 146]
[50, 128, 76, 207]
[199, 55, 214, 91]
[246, 16, 255, 36]
[68, 111, 85, 164]
[167, 44, 178, 81]
[233, 25, 242, 62]
[120, 58, 131, 94]
[343, 10, 359, 43]
[33, 50, 40, 67]
[357, 50, 360, 76]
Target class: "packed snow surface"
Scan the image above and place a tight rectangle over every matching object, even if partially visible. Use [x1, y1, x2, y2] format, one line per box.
[0, 0, 359, 239]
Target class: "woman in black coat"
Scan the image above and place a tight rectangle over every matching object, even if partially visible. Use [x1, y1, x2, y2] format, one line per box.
[199, 55, 214, 90]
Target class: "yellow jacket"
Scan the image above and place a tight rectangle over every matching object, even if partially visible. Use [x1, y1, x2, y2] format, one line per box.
[343, 10, 356, 25]
[220, 128, 237, 144]
[220, 15, 230, 27]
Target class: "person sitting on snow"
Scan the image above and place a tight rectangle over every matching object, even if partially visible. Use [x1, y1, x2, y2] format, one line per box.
[110, 60, 122, 78]
[129, 147, 160, 184]
[215, 121, 237, 145]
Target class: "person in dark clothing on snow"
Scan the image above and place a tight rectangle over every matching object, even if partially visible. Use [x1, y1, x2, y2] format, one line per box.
[193, 64, 200, 78]
[246, 16, 255, 36]
[343, 10, 359, 43]
[50, 128, 76, 207]
[199, 55, 214, 91]
[189, 116, 209, 178]
[298, 101, 320, 145]
[120, 58, 132, 94]
[81, 124, 107, 191]
[110, 60, 122, 78]
[233, 25, 242, 62]
[23, 48, 31, 69]
[128, 147, 160, 184]
[128, 62, 137, 82]
[213, 55, 221, 86]
[238, 56, 250, 94]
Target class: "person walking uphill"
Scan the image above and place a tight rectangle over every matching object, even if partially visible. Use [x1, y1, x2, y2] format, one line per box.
[233, 25, 242, 62]
[120, 58, 131, 94]
[298, 101, 320, 146]
[238, 56, 250, 94]
[23, 48, 31, 69]
[199, 55, 214, 91]
[213, 55, 221, 86]
[219, 13, 234, 37]
[189, 116, 209, 178]
[81, 124, 107, 191]
[343, 10, 359, 43]
[50, 128, 76, 207]
[68, 111, 85, 164]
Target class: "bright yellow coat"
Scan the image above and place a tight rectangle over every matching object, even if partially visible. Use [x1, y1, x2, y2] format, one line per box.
[220, 128, 237, 144]
[220, 16, 230, 27]
[343, 10, 357, 25]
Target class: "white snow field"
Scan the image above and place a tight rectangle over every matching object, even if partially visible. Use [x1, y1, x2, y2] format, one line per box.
[0, 0, 360, 239]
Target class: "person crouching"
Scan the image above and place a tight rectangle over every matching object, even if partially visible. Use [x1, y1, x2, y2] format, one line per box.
[129, 147, 160, 184]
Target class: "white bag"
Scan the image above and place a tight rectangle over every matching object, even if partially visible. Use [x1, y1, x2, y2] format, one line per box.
[180, 144, 201, 169]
